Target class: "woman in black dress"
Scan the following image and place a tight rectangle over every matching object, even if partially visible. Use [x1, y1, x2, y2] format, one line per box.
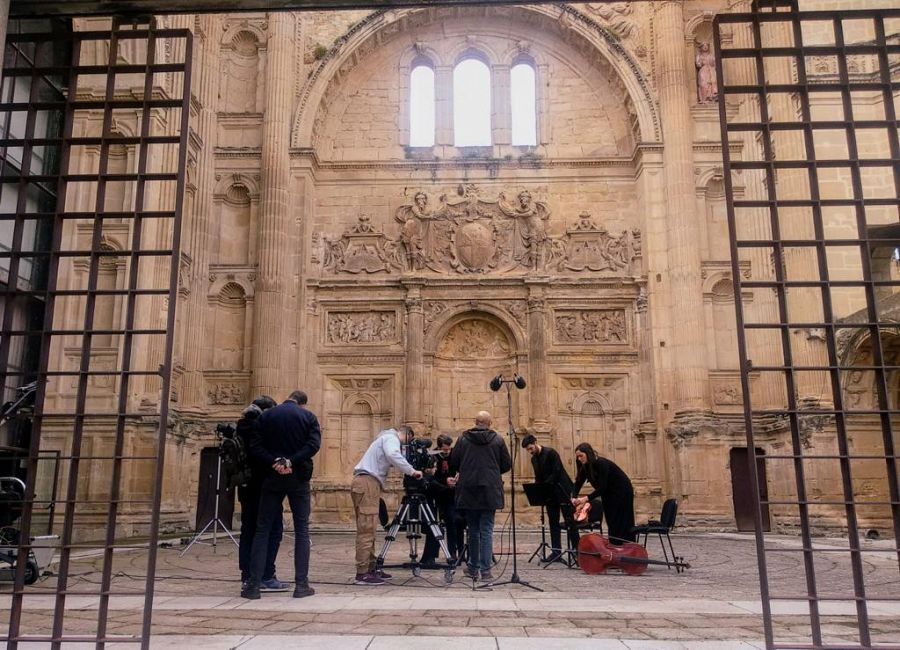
[572, 442, 635, 543]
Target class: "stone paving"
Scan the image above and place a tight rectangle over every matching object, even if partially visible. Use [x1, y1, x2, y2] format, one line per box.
[1, 529, 897, 648]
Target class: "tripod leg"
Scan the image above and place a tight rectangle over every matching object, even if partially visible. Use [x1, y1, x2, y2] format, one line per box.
[420, 502, 454, 584]
[375, 502, 408, 570]
[179, 517, 218, 557]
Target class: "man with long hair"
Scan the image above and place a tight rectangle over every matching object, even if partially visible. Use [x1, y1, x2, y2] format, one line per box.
[572, 442, 635, 543]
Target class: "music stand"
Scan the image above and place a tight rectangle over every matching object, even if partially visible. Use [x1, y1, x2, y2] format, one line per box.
[523, 482, 556, 564]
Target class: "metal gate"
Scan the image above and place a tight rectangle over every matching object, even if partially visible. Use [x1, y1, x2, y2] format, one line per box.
[716, 1, 899, 648]
[0, 17, 191, 648]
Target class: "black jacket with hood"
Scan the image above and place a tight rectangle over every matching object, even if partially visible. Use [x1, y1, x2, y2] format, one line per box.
[449, 426, 512, 511]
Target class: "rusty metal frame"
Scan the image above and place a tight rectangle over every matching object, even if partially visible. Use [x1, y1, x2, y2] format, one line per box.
[716, 1, 900, 649]
[0, 17, 192, 648]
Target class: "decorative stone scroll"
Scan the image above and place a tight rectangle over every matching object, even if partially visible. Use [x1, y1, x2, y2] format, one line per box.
[554, 309, 627, 344]
[321, 214, 401, 274]
[326, 311, 398, 344]
[546, 212, 640, 273]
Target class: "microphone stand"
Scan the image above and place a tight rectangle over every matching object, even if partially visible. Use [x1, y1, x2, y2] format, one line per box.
[480, 377, 542, 592]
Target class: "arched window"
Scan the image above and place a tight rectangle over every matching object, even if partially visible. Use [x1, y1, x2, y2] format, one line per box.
[409, 64, 435, 147]
[453, 58, 491, 146]
[510, 62, 537, 146]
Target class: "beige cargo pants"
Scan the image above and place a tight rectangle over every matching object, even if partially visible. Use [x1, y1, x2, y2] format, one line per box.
[350, 473, 381, 576]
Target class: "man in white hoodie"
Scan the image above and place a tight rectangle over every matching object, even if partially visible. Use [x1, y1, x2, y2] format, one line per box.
[351, 425, 423, 585]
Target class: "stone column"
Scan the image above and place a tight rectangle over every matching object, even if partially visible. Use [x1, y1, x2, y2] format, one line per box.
[656, 1, 708, 413]
[251, 12, 293, 396]
[404, 283, 425, 430]
[526, 287, 550, 432]
[492, 64, 511, 145]
[179, 15, 220, 407]
[434, 65, 453, 146]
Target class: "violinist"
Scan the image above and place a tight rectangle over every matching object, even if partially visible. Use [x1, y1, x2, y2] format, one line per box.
[572, 442, 636, 544]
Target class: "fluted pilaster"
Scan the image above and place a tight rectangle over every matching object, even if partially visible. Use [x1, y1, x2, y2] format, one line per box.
[656, 0, 708, 412]
[526, 289, 550, 431]
[251, 12, 294, 396]
[404, 285, 424, 429]
[180, 14, 220, 407]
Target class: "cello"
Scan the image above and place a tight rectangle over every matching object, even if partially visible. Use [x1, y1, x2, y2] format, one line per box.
[576, 533, 690, 575]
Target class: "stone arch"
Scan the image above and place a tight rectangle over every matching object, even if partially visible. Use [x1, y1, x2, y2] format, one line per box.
[208, 276, 254, 299]
[500, 42, 549, 68]
[292, 5, 660, 148]
[446, 42, 499, 67]
[220, 22, 267, 49]
[571, 390, 612, 414]
[425, 304, 526, 354]
[213, 172, 261, 199]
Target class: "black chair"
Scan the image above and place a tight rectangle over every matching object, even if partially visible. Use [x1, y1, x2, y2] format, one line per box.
[632, 498, 679, 569]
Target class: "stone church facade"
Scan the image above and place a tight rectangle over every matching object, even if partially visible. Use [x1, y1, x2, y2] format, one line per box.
[41, 1, 897, 537]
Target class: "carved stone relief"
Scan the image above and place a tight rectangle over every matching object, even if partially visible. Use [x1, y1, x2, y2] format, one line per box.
[713, 383, 742, 405]
[317, 187, 640, 277]
[437, 319, 514, 359]
[207, 382, 245, 405]
[326, 311, 399, 344]
[554, 309, 627, 344]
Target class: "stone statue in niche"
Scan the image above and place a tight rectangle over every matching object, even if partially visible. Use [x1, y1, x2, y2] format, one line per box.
[326, 311, 398, 344]
[554, 310, 627, 344]
[696, 42, 719, 104]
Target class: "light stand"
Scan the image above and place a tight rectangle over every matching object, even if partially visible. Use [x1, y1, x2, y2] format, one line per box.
[180, 449, 238, 556]
[481, 374, 542, 592]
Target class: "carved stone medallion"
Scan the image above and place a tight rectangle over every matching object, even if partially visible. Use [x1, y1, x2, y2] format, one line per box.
[452, 221, 496, 271]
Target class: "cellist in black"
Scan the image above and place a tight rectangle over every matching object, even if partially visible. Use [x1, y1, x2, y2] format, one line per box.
[572, 442, 636, 544]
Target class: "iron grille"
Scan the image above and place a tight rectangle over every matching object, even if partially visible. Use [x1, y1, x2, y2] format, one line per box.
[715, 2, 899, 649]
[0, 17, 192, 648]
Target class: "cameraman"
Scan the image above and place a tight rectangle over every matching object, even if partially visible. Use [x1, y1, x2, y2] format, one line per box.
[235, 395, 286, 590]
[351, 425, 422, 585]
[420, 434, 464, 567]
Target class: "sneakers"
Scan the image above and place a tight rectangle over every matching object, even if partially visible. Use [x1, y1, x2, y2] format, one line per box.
[260, 577, 291, 592]
[240, 582, 261, 600]
[374, 569, 392, 579]
[354, 572, 386, 585]
[479, 570, 494, 583]
[463, 566, 479, 580]
[293, 582, 316, 598]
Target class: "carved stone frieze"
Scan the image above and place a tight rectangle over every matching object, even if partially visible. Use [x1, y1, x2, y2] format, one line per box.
[437, 319, 513, 359]
[207, 382, 245, 405]
[317, 186, 639, 277]
[713, 383, 742, 405]
[554, 309, 627, 344]
[564, 377, 621, 389]
[505, 300, 528, 328]
[326, 311, 399, 344]
[334, 377, 389, 389]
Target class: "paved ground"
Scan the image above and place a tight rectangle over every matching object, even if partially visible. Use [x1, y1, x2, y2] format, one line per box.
[1, 528, 898, 648]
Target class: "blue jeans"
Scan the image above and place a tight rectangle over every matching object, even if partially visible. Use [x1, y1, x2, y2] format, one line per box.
[464, 509, 495, 573]
[248, 479, 311, 586]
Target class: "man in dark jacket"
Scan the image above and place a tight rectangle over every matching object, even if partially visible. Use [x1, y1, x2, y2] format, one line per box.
[241, 390, 321, 600]
[235, 395, 286, 590]
[521, 433, 578, 563]
[449, 411, 512, 583]
[421, 434, 465, 567]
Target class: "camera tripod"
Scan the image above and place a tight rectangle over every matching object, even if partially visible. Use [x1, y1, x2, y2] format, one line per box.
[180, 449, 237, 556]
[375, 492, 455, 584]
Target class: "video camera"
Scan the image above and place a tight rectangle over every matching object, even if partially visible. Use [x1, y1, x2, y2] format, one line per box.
[402, 437, 435, 495]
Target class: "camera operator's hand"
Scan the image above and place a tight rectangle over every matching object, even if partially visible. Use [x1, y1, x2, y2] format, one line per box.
[411, 470, 423, 480]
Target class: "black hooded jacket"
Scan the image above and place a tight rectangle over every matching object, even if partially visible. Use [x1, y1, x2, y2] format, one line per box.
[449, 426, 512, 511]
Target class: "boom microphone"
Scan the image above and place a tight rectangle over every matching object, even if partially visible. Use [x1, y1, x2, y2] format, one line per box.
[490, 375, 503, 392]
